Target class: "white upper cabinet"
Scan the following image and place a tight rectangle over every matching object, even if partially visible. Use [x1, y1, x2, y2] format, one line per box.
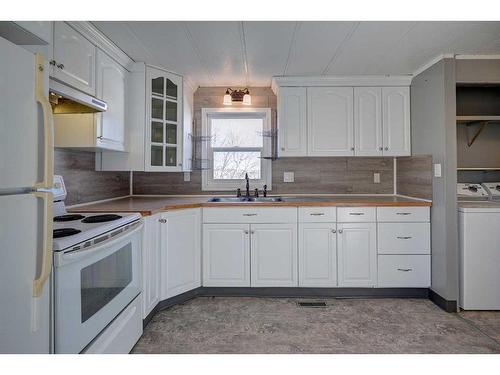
[382, 87, 411, 156]
[307, 87, 354, 156]
[278, 87, 307, 156]
[52, 22, 96, 95]
[337, 222, 377, 287]
[145, 67, 183, 171]
[95, 50, 126, 151]
[354, 87, 383, 156]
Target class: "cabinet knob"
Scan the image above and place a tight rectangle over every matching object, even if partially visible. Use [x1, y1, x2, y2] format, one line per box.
[338, 229, 343, 234]
[244, 230, 249, 234]
[251, 230, 255, 234]
[384, 147, 389, 151]
[331, 229, 337, 233]
[281, 147, 285, 151]
[49, 60, 56, 66]
[350, 147, 354, 151]
[379, 147, 383, 151]
[158, 219, 167, 223]
[56, 63, 64, 70]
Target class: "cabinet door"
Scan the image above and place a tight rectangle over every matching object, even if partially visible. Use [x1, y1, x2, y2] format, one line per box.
[160, 209, 201, 299]
[141, 215, 161, 319]
[299, 223, 337, 287]
[202, 224, 250, 287]
[382, 87, 411, 156]
[337, 223, 377, 287]
[307, 87, 354, 156]
[145, 67, 183, 172]
[251, 224, 298, 287]
[354, 87, 382, 156]
[96, 50, 126, 151]
[278, 87, 307, 156]
[52, 22, 96, 95]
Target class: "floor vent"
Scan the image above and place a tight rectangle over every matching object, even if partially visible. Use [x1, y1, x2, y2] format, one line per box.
[297, 301, 328, 308]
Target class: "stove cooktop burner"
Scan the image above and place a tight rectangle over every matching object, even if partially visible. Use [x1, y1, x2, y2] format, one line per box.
[54, 214, 86, 222]
[53, 228, 82, 238]
[81, 214, 123, 223]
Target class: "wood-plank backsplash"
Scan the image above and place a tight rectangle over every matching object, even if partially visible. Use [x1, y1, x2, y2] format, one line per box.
[55, 149, 130, 206]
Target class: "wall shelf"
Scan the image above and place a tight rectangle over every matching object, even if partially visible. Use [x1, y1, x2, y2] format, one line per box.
[456, 115, 500, 124]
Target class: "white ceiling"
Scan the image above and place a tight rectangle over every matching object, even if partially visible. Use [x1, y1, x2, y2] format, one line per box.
[92, 21, 500, 88]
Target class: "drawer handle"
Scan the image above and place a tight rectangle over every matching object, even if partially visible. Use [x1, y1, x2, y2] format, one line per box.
[242, 213, 258, 216]
[396, 236, 412, 240]
[397, 268, 413, 272]
[396, 212, 412, 216]
[349, 213, 364, 216]
[310, 213, 325, 216]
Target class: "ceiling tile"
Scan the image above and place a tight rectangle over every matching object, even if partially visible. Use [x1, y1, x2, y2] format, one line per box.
[285, 21, 357, 76]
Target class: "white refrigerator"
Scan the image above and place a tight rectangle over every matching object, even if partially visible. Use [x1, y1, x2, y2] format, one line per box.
[0, 36, 54, 353]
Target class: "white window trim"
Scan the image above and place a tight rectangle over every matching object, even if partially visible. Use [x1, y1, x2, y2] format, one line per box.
[201, 107, 272, 191]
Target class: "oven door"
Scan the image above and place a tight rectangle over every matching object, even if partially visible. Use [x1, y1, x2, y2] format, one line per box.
[54, 222, 142, 354]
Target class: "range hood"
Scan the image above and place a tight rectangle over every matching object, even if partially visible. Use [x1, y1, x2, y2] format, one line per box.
[49, 78, 107, 113]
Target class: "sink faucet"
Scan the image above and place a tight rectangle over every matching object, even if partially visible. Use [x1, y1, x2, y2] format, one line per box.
[245, 173, 250, 198]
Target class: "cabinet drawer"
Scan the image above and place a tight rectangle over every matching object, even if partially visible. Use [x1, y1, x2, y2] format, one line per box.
[298, 207, 336, 222]
[378, 223, 430, 254]
[337, 207, 375, 222]
[377, 207, 430, 222]
[377, 255, 430, 287]
[203, 207, 297, 223]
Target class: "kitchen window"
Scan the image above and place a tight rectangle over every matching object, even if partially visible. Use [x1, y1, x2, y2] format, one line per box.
[201, 108, 272, 191]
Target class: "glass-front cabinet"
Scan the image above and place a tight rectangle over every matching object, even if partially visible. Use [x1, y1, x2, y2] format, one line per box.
[145, 67, 183, 171]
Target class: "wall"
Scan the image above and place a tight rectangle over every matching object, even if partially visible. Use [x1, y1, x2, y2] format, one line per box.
[55, 149, 130, 206]
[396, 155, 433, 200]
[133, 86, 397, 195]
[410, 58, 458, 303]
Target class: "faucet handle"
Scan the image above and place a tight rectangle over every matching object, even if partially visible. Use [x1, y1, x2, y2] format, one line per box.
[236, 188, 241, 197]
[254, 188, 259, 198]
[263, 185, 267, 197]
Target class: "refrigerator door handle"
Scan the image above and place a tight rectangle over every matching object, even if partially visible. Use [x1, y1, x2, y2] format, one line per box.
[32, 192, 53, 297]
[33, 54, 54, 190]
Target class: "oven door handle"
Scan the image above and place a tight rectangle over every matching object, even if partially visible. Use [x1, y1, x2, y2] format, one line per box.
[54, 223, 143, 267]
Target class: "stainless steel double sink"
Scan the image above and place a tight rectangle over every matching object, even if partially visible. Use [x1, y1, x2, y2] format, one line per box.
[207, 196, 335, 203]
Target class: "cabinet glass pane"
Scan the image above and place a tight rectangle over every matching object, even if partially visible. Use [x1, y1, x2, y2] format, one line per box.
[151, 145, 163, 166]
[166, 79, 177, 99]
[166, 147, 177, 166]
[151, 98, 163, 120]
[166, 100, 177, 122]
[152, 77, 164, 96]
[151, 121, 163, 143]
[166, 124, 177, 144]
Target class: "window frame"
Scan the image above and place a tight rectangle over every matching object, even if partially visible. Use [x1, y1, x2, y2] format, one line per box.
[201, 108, 272, 191]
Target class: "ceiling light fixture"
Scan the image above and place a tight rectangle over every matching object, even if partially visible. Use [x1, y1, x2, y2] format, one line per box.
[223, 88, 251, 106]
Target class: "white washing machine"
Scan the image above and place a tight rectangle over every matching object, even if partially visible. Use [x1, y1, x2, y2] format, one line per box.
[458, 182, 500, 310]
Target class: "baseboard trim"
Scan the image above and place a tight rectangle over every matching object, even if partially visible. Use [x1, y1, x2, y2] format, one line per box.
[429, 289, 457, 313]
[200, 287, 429, 299]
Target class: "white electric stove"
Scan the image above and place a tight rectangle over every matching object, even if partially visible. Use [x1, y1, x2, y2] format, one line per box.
[49, 176, 143, 354]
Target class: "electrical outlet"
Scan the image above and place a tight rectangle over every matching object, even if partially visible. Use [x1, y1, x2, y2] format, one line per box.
[283, 172, 294, 183]
[184, 172, 191, 182]
[374, 173, 381, 184]
[434, 164, 442, 178]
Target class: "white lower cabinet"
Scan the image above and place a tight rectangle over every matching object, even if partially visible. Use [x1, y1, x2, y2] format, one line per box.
[203, 224, 250, 287]
[337, 223, 377, 287]
[160, 208, 201, 299]
[298, 223, 337, 287]
[141, 214, 161, 319]
[377, 255, 431, 287]
[251, 224, 298, 287]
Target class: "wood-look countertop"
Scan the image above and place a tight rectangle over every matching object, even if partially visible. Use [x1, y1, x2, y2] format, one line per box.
[68, 195, 432, 216]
